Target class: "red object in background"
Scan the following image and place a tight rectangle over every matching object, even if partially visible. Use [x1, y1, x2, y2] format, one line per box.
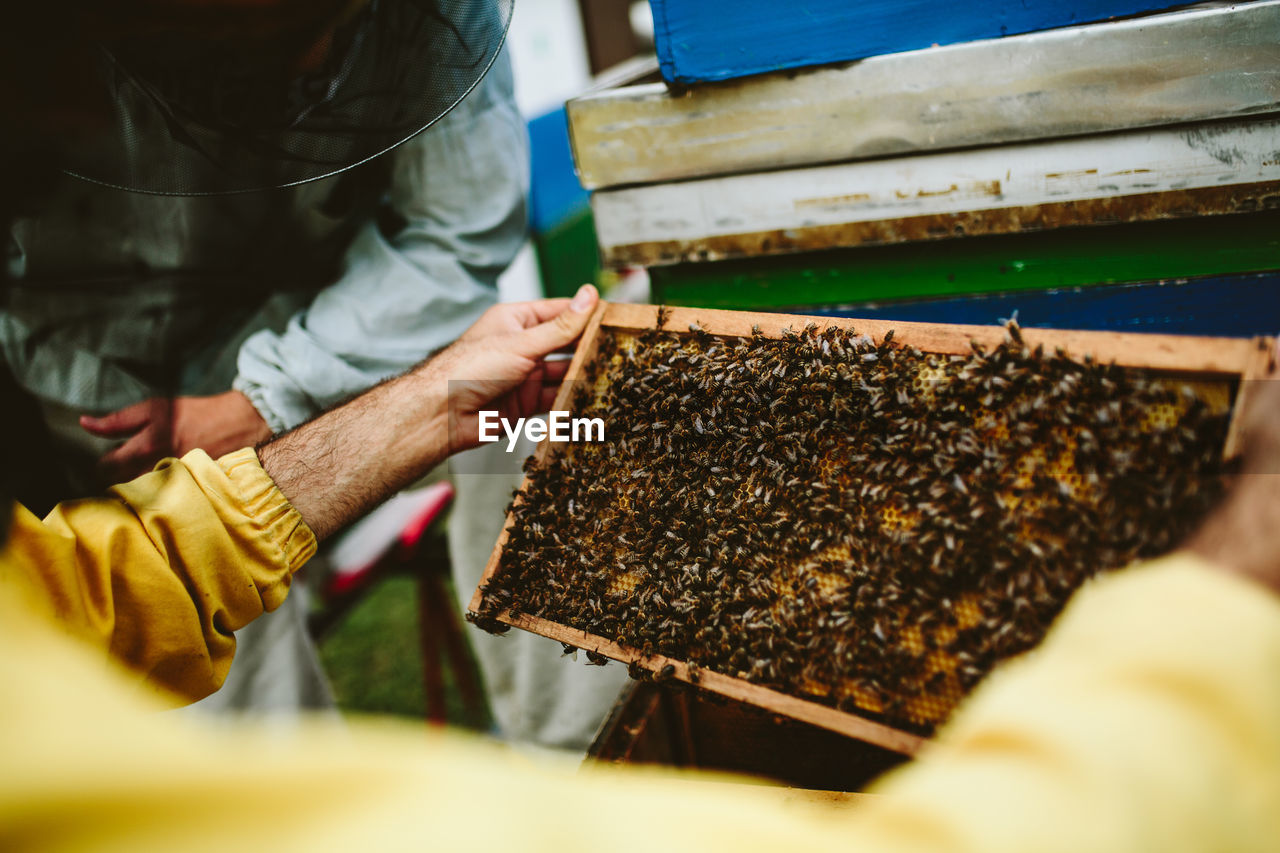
[315, 482, 486, 726]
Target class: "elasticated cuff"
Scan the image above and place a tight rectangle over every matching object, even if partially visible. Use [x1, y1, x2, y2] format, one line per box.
[232, 375, 294, 434]
[215, 448, 317, 572]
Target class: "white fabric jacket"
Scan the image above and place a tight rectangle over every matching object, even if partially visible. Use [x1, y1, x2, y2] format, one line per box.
[2, 50, 528, 433]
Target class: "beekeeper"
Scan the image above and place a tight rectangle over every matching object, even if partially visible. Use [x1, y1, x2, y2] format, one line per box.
[2, 292, 1279, 851]
[0, 0, 624, 745]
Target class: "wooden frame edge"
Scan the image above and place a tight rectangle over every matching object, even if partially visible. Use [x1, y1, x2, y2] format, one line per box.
[602, 303, 1258, 374]
[1223, 336, 1278, 459]
[500, 612, 926, 756]
[469, 301, 1257, 750]
[468, 301, 609, 614]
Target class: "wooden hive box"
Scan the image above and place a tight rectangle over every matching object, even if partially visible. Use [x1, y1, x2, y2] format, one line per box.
[590, 117, 1280, 269]
[569, 2, 1280, 191]
[589, 681, 905, 793]
[469, 303, 1273, 755]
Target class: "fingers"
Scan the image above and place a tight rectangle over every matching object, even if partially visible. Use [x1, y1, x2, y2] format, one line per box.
[97, 426, 168, 482]
[539, 385, 560, 412]
[518, 361, 543, 419]
[494, 362, 573, 422]
[510, 285, 599, 360]
[461, 297, 580, 344]
[1240, 376, 1280, 474]
[500, 387, 572, 422]
[497, 293, 591, 331]
[521, 357, 574, 413]
[1239, 339, 1280, 457]
[80, 398, 165, 438]
[517, 297, 575, 326]
[541, 358, 571, 383]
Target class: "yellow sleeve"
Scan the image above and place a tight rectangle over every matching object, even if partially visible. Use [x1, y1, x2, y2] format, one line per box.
[2, 552, 1278, 852]
[851, 553, 1280, 852]
[0, 448, 315, 705]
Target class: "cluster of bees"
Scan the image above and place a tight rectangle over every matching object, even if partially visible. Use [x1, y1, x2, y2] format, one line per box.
[473, 310, 1229, 732]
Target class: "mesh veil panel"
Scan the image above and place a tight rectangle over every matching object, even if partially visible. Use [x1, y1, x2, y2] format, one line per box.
[60, 0, 513, 195]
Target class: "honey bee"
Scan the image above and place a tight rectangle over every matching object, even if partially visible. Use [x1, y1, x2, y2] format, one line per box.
[473, 319, 1228, 735]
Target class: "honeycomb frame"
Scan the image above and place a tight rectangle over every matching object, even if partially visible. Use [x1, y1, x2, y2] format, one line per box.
[470, 303, 1273, 755]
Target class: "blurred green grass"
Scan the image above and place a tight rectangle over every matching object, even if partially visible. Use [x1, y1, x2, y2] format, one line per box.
[317, 574, 493, 730]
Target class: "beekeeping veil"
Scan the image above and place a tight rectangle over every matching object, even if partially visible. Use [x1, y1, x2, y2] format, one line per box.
[57, 0, 514, 194]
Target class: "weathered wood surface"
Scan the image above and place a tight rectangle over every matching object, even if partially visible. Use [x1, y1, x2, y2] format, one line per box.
[1223, 335, 1278, 459]
[471, 304, 1269, 753]
[570, 2, 1280, 189]
[593, 118, 1280, 267]
[599, 304, 1261, 374]
[650, 0, 1181, 83]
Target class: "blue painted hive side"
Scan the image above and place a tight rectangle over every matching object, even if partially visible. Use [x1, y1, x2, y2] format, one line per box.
[650, 0, 1184, 83]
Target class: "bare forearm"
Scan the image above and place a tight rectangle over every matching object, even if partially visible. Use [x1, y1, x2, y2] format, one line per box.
[257, 367, 449, 540]
[255, 286, 599, 540]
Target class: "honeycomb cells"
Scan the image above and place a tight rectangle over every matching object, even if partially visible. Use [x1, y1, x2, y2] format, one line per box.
[475, 315, 1230, 733]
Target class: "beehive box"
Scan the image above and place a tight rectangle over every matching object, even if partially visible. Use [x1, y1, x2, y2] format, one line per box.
[590, 681, 905, 793]
[469, 304, 1273, 754]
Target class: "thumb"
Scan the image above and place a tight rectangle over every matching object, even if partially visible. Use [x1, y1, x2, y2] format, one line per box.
[512, 284, 599, 359]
